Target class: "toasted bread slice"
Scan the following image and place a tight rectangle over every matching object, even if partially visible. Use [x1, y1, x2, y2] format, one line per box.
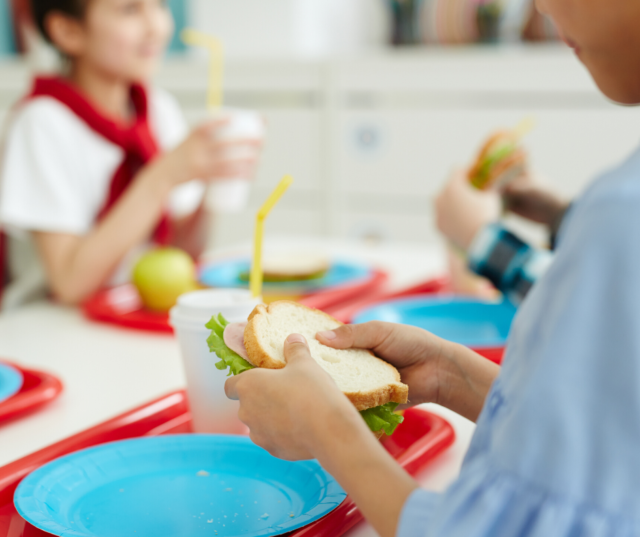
[244, 301, 409, 411]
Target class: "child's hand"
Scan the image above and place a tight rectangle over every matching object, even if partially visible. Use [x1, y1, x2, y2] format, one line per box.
[224, 334, 364, 461]
[227, 333, 422, 537]
[435, 169, 502, 251]
[165, 118, 262, 186]
[317, 322, 450, 408]
[317, 322, 500, 422]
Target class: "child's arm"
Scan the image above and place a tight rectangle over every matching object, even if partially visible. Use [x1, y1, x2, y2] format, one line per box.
[467, 223, 554, 304]
[503, 178, 569, 238]
[436, 169, 563, 303]
[224, 326, 498, 537]
[33, 120, 259, 304]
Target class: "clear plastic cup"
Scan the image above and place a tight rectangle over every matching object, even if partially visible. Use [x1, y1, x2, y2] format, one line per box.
[207, 108, 265, 214]
[169, 289, 261, 433]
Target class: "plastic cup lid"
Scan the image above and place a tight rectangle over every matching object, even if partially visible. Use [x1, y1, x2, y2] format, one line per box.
[170, 289, 261, 327]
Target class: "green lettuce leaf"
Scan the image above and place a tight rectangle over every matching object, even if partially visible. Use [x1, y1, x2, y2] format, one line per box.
[471, 141, 517, 189]
[205, 314, 403, 436]
[205, 313, 255, 376]
[360, 402, 404, 436]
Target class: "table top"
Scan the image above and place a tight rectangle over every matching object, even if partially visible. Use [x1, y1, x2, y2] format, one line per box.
[0, 238, 475, 537]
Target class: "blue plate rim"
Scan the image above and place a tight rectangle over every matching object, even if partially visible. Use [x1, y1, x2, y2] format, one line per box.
[198, 257, 372, 291]
[352, 294, 516, 349]
[0, 362, 24, 404]
[14, 434, 346, 537]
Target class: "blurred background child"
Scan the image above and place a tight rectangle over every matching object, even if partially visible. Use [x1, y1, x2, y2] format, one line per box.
[0, 0, 262, 310]
[436, 169, 569, 304]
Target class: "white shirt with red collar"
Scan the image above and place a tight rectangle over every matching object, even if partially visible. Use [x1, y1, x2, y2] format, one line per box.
[0, 86, 204, 310]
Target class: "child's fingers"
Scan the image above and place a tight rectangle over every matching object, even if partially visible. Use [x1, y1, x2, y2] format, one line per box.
[209, 160, 257, 179]
[316, 322, 394, 352]
[283, 334, 313, 366]
[212, 138, 263, 149]
[197, 117, 230, 132]
[224, 375, 241, 400]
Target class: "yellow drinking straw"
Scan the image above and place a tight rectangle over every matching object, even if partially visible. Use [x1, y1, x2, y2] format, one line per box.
[181, 28, 224, 110]
[513, 116, 536, 141]
[250, 175, 294, 298]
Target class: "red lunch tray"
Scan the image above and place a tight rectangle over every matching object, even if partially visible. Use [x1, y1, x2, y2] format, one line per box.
[320, 276, 505, 365]
[323, 276, 452, 324]
[0, 362, 63, 425]
[82, 269, 389, 335]
[82, 284, 173, 334]
[0, 390, 454, 537]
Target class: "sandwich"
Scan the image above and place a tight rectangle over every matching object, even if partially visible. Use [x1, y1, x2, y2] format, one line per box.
[468, 130, 527, 191]
[206, 301, 409, 437]
[239, 253, 330, 283]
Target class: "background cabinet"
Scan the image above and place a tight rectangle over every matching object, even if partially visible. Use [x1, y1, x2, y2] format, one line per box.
[1, 47, 639, 249]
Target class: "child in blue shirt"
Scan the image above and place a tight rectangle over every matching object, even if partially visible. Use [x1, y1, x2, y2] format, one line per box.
[225, 1, 640, 536]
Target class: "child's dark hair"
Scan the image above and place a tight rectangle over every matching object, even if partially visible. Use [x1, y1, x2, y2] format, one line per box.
[30, 0, 87, 43]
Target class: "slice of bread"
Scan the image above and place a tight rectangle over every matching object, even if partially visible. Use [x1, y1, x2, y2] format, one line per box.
[244, 301, 409, 411]
[262, 253, 330, 281]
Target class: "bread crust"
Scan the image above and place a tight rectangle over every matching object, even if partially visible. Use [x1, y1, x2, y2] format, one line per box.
[244, 301, 409, 410]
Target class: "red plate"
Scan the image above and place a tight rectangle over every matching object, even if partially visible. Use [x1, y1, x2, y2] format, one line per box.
[0, 390, 454, 537]
[0, 362, 63, 425]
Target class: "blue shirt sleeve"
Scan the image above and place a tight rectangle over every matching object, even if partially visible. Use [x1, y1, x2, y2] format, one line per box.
[397, 147, 640, 536]
[397, 489, 440, 537]
[467, 223, 553, 304]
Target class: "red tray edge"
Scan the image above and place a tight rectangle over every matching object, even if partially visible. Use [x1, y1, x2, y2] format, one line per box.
[0, 362, 63, 426]
[82, 269, 389, 334]
[0, 392, 455, 537]
[0, 391, 185, 503]
[292, 408, 455, 537]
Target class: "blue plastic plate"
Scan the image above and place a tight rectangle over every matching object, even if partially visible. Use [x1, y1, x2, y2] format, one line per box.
[199, 259, 371, 293]
[15, 435, 346, 537]
[0, 362, 23, 403]
[353, 296, 517, 348]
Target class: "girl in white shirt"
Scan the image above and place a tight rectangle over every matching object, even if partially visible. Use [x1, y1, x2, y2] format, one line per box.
[0, 0, 261, 310]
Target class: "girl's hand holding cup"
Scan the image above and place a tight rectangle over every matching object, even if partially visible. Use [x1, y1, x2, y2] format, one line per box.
[183, 118, 262, 182]
[165, 110, 265, 212]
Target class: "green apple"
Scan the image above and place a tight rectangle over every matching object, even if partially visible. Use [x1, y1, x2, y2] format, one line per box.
[132, 248, 198, 312]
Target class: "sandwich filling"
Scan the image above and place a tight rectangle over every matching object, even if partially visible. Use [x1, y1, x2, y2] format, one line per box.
[471, 138, 518, 189]
[206, 313, 404, 436]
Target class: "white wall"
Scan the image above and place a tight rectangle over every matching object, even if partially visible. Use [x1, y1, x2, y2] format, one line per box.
[2, 46, 639, 250]
[188, 0, 389, 58]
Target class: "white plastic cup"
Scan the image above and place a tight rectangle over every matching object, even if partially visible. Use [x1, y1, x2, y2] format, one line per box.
[207, 108, 265, 214]
[169, 289, 261, 433]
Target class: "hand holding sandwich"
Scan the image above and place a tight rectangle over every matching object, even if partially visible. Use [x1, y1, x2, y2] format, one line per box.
[225, 321, 499, 537]
[225, 333, 363, 461]
[227, 332, 419, 537]
[317, 322, 499, 421]
[435, 168, 502, 250]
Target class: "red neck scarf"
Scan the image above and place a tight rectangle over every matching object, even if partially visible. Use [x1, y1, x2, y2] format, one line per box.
[28, 76, 171, 242]
[0, 76, 171, 303]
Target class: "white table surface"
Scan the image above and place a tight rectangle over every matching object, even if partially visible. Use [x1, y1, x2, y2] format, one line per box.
[0, 238, 475, 537]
